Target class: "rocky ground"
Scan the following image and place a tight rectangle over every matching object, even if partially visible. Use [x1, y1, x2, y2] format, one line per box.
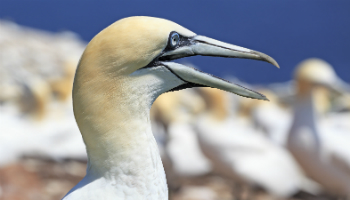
[0, 158, 343, 200]
[0, 158, 84, 200]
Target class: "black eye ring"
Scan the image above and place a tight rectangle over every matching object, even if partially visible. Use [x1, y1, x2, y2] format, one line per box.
[169, 32, 180, 48]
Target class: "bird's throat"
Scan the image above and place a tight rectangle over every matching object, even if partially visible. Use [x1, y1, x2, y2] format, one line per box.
[71, 62, 183, 199]
[73, 73, 166, 183]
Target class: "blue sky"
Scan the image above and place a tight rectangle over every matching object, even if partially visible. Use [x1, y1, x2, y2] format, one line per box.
[1, 0, 349, 84]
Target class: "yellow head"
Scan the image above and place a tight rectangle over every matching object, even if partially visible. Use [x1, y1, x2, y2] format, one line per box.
[295, 58, 336, 86]
[294, 58, 343, 96]
[78, 16, 194, 76]
[75, 16, 279, 104]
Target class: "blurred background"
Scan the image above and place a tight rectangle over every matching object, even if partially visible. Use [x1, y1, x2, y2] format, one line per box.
[0, 1, 350, 200]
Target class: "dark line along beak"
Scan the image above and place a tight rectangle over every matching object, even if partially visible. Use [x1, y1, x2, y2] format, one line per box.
[159, 35, 279, 100]
[160, 35, 279, 68]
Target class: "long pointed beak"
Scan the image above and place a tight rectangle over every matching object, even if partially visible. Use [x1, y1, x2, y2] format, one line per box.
[158, 35, 279, 100]
[160, 35, 279, 68]
[318, 77, 348, 95]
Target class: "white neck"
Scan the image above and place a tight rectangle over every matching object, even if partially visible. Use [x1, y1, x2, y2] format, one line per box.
[288, 89, 320, 150]
[292, 91, 317, 129]
[68, 66, 184, 199]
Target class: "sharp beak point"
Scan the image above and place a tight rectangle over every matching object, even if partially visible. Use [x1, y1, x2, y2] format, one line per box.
[252, 51, 280, 69]
[324, 78, 348, 95]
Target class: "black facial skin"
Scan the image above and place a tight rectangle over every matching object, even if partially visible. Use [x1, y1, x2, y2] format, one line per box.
[139, 32, 203, 92]
[142, 31, 194, 69]
[161, 31, 194, 53]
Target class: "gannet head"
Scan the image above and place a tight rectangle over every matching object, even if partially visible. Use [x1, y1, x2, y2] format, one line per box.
[73, 16, 280, 167]
[68, 17, 280, 197]
[294, 58, 344, 95]
[76, 16, 279, 102]
[295, 58, 337, 86]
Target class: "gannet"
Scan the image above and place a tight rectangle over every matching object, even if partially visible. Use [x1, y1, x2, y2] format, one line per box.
[195, 87, 320, 198]
[63, 16, 279, 200]
[287, 58, 350, 196]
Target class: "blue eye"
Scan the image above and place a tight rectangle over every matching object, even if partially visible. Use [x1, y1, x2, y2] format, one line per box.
[170, 32, 180, 47]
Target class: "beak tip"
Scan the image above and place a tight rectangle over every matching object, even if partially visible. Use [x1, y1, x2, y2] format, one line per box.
[250, 91, 270, 101]
[247, 95, 269, 101]
[274, 63, 280, 69]
[266, 56, 280, 69]
[256, 91, 269, 101]
[257, 52, 280, 69]
[260, 95, 270, 101]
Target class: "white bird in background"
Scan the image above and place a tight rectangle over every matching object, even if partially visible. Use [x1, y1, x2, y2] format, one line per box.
[195, 87, 321, 198]
[0, 61, 87, 165]
[151, 89, 211, 176]
[287, 58, 350, 196]
[63, 16, 279, 200]
[324, 92, 350, 136]
[239, 89, 292, 146]
[0, 103, 87, 166]
[151, 89, 211, 192]
[246, 80, 341, 147]
[0, 21, 88, 165]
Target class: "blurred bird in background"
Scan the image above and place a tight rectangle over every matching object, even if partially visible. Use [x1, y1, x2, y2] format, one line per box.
[287, 58, 350, 197]
[195, 87, 320, 199]
[151, 88, 212, 193]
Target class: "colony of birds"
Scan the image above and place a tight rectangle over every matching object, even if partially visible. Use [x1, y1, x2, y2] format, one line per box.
[1, 18, 350, 200]
[0, 20, 87, 166]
